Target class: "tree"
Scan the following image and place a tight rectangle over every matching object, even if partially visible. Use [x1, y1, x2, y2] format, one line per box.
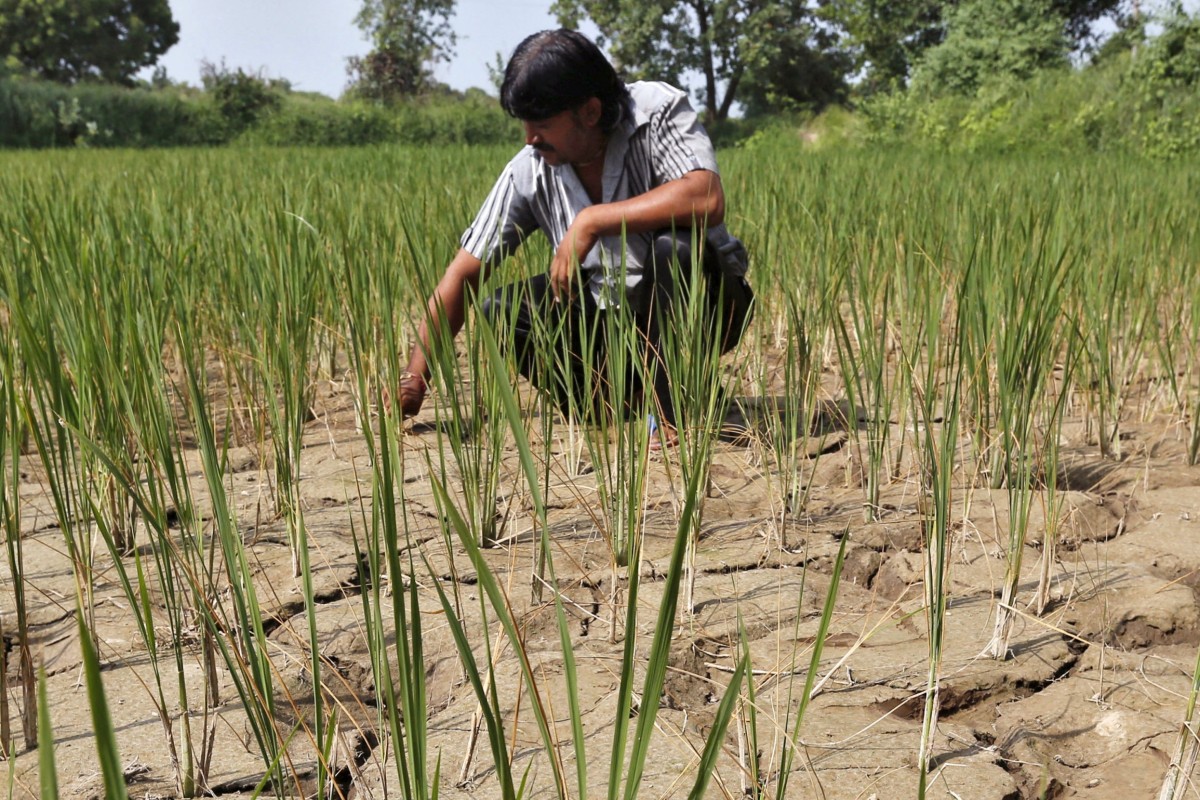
[909, 0, 1069, 96]
[200, 60, 287, 132]
[821, 0, 1125, 93]
[817, 0, 946, 94]
[736, 12, 852, 116]
[0, 0, 178, 84]
[347, 0, 456, 102]
[553, 0, 833, 122]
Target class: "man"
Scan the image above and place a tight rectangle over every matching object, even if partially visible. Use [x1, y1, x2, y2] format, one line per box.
[395, 28, 751, 446]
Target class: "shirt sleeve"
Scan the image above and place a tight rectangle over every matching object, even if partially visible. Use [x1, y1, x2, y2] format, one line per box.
[460, 158, 539, 267]
[648, 87, 719, 185]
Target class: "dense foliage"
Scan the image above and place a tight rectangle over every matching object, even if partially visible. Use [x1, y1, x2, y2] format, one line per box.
[0, 0, 178, 84]
[858, 8, 1200, 158]
[909, 0, 1070, 97]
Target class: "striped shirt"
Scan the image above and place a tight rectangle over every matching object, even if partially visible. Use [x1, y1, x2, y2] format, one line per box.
[460, 81, 744, 306]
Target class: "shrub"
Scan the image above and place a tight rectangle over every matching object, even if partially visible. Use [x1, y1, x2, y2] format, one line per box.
[237, 98, 395, 147]
[387, 95, 518, 145]
[1127, 10, 1200, 158]
[199, 61, 286, 133]
[0, 78, 227, 148]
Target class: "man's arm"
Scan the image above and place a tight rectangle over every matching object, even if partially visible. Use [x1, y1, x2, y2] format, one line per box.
[395, 248, 485, 417]
[549, 169, 724, 300]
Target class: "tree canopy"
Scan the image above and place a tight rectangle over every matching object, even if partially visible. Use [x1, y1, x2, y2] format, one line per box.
[552, 0, 1129, 117]
[910, 0, 1070, 96]
[820, 0, 1124, 94]
[0, 0, 178, 84]
[347, 0, 456, 102]
[553, 0, 845, 121]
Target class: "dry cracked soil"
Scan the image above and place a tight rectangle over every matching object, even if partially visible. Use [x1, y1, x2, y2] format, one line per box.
[3, 363, 1200, 800]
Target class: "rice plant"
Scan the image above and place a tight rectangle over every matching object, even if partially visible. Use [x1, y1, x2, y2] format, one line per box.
[341, 236, 439, 799]
[35, 667, 55, 799]
[552, 244, 653, 638]
[750, 284, 828, 550]
[769, 534, 849, 800]
[177, 320, 293, 797]
[1158, 642, 1200, 800]
[970, 207, 1076, 659]
[904, 255, 964, 798]
[832, 231, 904, 523]
[0, 327, 35, 755]
[654, 227, 743, 616]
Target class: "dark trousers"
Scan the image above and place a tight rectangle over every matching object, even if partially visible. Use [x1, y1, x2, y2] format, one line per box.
[480, 230, 753, 427]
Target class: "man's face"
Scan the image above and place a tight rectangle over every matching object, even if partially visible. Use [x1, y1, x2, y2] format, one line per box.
[521, 99, 602, 167]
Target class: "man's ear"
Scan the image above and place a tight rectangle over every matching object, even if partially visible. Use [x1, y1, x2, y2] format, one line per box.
[581, 96, 602, 128]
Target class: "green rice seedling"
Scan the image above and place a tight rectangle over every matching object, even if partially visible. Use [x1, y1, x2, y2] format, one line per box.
[35, 666, 55, 800]
[10, 197, 152, 556]
[1073, 239, 1155, 462]
[614, 423, 743, 800]
[832, 232, 903, 523]
[749, 284, 827, 551]
[54, 257, 224, 796]
[5, 293, 101, 657]
[1033, 334, 1081, 617]
[399, 199, 520, 555]
[74, 444, 209, 798]
[904, 259, 964, 799]
[76, 597, 129, 800]
[426, 315, 749, 800]
[124, 315, 225, 794]
[425, 335, 576, 798]
[540, 241, 653, 639]
[424, 297, 510, 551]
[177, 323, 295, 798]
[230, 207, 324, 576]
[333, 206, 442, 799]
[1189, 275, 1200, 466]
[1157, 269, 1200, 466]
[969, 209, 1076, 659]
[687, 655, 748, 800]
[0, 330, 36, 754]
[291, 482, 331, 794]
[763, 535, 849, 799]
[353, 404, 438, 800]
[654, 228, 744, 616]
[1157, 642, 1200, 800]
[736, 621, 762, 797]
[592, 290, 653, 637]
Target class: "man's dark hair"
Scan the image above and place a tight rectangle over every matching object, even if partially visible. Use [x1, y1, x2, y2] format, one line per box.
[500, 29, 631, 132]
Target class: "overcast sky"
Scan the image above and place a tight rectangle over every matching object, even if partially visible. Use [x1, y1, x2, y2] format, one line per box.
[146, 0, 563, 97]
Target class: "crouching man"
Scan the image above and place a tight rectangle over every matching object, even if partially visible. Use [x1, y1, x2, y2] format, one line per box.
[395, 28, 752, 447]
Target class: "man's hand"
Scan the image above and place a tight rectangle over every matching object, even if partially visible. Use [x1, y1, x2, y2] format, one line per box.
[549, 208, 600, 302]
[383, 371, 428, 420]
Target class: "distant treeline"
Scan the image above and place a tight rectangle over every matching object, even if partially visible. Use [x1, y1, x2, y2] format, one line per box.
[0, 69, 520, 149]
[2, 11, 1198, 158]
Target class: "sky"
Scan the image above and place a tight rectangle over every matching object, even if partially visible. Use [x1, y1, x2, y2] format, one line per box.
[144, 0, 565, 98]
